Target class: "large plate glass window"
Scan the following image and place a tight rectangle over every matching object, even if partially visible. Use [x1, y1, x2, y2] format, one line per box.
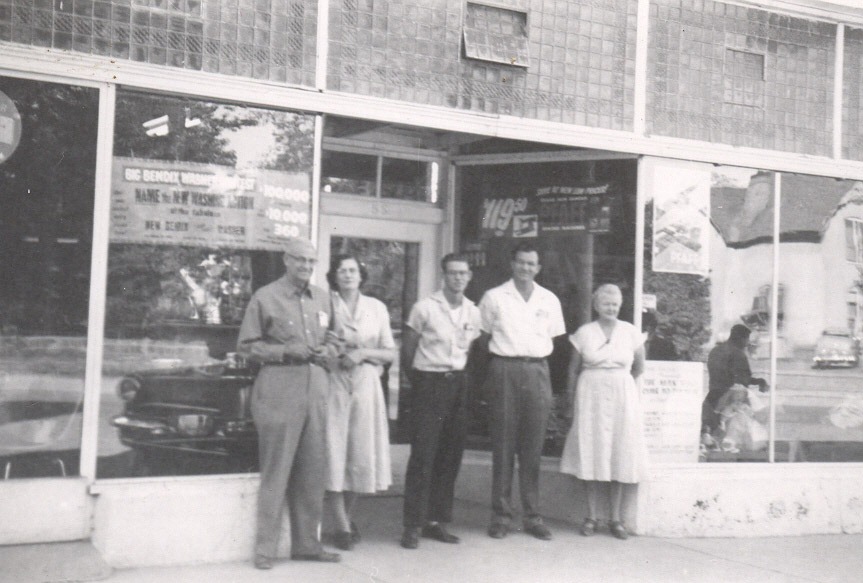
[643, 160, 863, 464]
[97, 91, 315, 478]
[0, 76, 99, 479]
[776, 174, 863, 462]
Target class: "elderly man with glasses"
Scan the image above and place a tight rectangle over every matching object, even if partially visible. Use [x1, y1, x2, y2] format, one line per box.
[238, 237, 341, 569]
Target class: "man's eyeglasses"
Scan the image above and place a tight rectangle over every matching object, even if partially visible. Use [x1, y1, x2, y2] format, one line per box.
[286, 254, 318, 266]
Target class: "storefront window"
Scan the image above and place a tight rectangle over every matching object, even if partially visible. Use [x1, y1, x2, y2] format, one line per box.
[642, 159, 863, 464]
[776, 173, 863, 462]
[97, 91, 315, 478]
[458, 159, 638, 452]
[641, 159, 777, 463]
[0, 76, 99, 478]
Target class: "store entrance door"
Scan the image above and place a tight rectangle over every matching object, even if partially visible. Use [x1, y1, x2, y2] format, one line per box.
[318, 207, 441, 423]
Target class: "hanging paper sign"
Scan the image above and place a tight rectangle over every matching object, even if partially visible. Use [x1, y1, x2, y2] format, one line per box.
[0, 90, 22, 164]
[641, 360, 704, 463]
[110, 157, 311, 250]
[479, 184, 616, 238]
[648, 159, 711, 276]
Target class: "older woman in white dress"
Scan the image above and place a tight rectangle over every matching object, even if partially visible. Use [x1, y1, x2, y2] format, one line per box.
[324, 254, 395, 551]
[560, 284, 648, 540]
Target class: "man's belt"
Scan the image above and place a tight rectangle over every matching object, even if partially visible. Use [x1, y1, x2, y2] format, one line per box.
[492, 354, 546, 363]
[273, 356, 315, 366]
[416, 369, 465, 378]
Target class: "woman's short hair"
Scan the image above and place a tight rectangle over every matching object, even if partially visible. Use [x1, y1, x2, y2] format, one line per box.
[592, 283, 622, 306]
[326, 254, 368, 290]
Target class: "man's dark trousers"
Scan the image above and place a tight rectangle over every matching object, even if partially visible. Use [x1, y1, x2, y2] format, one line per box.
[487, 357, 552, 527]
[403, 370, 468, 527]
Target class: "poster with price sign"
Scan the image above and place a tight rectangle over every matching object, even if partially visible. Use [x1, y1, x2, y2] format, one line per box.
[479, 184, 615, 238]
[110, 157, 311, 250]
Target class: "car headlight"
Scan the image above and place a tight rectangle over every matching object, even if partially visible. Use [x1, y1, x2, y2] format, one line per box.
[118, 377, 141, 401]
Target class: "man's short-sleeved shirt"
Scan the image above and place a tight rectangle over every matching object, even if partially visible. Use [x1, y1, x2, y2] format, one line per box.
[479, 279, 566, 358]
[407, 291, 482, 372]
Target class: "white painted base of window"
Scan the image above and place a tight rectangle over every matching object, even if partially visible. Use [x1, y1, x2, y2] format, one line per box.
[0, 478, 91, 545]
[86, 449, 863, 567]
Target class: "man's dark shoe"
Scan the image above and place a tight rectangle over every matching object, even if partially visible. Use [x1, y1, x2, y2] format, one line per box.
[487, 523, 509, 539]
[524, 522, 552, 541]
[422, 523, 460, 544]
[253, 555, 273, 570]
[334, 531, 354, 551]
[400, 527, 420, 549]
[291, 551, 341, 562]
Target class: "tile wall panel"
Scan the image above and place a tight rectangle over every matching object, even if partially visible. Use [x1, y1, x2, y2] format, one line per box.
[648, 0, 834, 156]
[843, 27, 863, 161]
[327, 0, 638, 130]
[0, 0, 318, 88]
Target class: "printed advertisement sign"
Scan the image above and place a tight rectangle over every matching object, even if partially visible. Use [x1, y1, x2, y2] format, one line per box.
[110, 157, 311, 250]
[649, 159, 711, 276]
[479, 184, 616, 238]
[641, 360, 704, 464]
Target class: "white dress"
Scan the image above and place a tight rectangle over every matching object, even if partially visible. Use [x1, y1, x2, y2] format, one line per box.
[325, 293, 394, 493]
[559, 320, 649, 483]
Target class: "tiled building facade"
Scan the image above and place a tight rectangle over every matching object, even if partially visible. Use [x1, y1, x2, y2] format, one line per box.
[2, 0, 859, 151]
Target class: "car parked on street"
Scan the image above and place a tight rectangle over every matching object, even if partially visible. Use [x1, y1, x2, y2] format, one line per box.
[812, 329, 860, 369]
[111, 359, 258, 476]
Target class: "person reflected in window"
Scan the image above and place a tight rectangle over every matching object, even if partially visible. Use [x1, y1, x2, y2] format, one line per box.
[324, 254, 396, 551]
[560, 284, 649, 541]
[702, 324, 768, 436]
[642, 310, 678, 361]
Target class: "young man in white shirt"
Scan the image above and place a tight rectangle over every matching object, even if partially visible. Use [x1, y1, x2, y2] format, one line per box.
[478, 241, 566, 541]
[400, 253, 482, 549]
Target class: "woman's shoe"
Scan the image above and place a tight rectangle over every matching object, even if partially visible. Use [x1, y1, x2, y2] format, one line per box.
[609, 521, 629, 540]
[350, 521, 361, 544]
[334, 531, 354, 550]
[580, 518, 597, 537]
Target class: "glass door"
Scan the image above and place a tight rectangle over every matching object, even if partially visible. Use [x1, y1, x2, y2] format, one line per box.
[318, 214, 440, 425]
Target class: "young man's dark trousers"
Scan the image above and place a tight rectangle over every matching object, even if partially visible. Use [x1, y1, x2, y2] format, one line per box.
[403, 370, 468, 527]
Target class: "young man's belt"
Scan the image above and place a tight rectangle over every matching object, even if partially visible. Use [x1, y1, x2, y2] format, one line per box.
[491, 354, 546, 363]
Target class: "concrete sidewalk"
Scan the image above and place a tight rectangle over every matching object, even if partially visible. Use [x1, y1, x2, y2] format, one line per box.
[18, 493, 855, 583]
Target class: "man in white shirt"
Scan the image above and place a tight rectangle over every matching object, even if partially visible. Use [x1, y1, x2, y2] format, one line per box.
[478, 241, 566, 541]
[400, 253, 482, 549]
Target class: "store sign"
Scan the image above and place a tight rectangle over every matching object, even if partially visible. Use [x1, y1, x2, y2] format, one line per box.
[641, 360, 704, 463]
[0, 90, 22, 164]
[479, 184, 615, 238]
[110, 157, 311, 250]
